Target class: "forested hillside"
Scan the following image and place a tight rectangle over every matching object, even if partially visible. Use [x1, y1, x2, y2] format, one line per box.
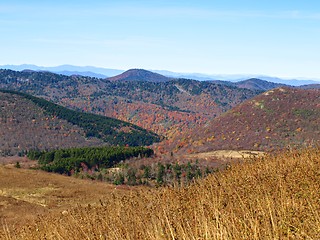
[0, 90, 160, 155]
[0, 91, 103, 156]
[163, 87, 320, 153]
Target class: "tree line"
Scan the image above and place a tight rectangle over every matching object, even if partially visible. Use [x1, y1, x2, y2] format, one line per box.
[28, 146, 154, 175]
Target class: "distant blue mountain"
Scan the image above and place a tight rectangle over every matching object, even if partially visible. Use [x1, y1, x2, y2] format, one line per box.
[246, 76, 319, 86]
[55, 71, 107, 78]
[0, 64, 123, 78]
[153, 70, 320, 86]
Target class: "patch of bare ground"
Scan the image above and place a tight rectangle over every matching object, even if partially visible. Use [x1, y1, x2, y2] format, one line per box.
[0, 164, 134, 233]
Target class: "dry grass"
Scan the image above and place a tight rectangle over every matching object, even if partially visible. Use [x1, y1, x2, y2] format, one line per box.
[5, 147, 320, 239]
[185, 150, 265, 160]
[0, 164, 132, 234]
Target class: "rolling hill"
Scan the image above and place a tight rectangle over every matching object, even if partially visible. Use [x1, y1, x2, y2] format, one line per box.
[0, 90, 160, 156]
[0, 69, 262, 138]
[164, 87, 320, 153]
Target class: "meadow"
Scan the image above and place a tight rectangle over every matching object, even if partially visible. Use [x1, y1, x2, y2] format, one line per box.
[2, 146, 319, 239]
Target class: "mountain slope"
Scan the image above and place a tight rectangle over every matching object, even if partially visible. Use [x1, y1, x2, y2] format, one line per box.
[0, 90, 160, 155]
[0, 91, 104, 156]
[107, 69, 171, 82]
[166, 87, 320, 153]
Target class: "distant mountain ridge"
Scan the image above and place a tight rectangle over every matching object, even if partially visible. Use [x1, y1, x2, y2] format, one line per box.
[153, 70, 320, 86]
[209, 78, 287, 91]
[299, 84, 320, 90]
[56, 71, 107, 78]
[1, 64, 319, 86]
[106, 70, 318, 91]
[234, 78, 288, 91]
[0, 64, 122, 78]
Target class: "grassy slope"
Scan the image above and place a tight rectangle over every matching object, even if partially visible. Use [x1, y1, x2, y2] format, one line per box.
[5, 147, 320, 239]
[0, 163, 132, 235]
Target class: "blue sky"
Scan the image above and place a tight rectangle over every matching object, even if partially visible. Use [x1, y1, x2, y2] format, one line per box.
[1, 0, 320, 78]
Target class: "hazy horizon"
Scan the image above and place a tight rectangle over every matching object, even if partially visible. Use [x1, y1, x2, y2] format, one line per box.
[2, 63, 320, 84]
[1, 1, 320, 79]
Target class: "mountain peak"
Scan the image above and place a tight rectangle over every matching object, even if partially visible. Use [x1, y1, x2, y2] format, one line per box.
[107, 69, 171, 82]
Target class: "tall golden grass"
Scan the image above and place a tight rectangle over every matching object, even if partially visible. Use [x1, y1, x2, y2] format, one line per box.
[9, 147, 320, 239]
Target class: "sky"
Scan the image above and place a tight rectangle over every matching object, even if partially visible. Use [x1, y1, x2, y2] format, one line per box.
[1, 0, 320, 79]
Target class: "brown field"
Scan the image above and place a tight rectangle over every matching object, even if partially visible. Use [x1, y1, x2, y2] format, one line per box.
[0, 162, 133, 236]
[1, 147, 320, 239]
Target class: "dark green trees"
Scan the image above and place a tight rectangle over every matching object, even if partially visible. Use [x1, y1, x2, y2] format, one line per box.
[28, 146, 154, 175]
